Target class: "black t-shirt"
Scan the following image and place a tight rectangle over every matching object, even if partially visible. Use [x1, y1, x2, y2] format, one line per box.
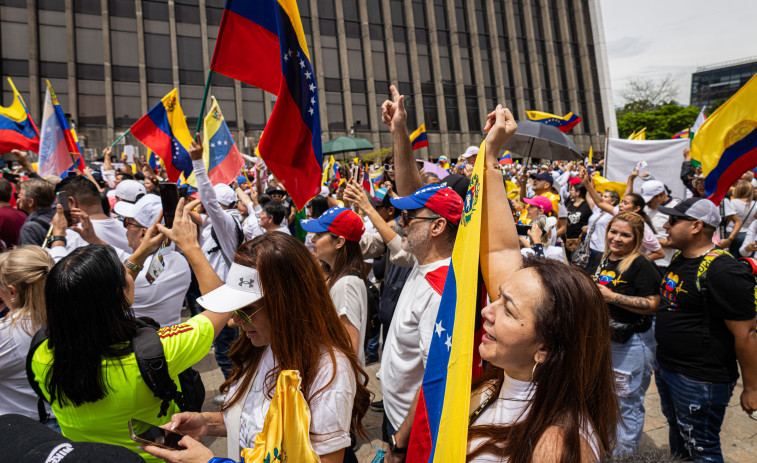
[590, 254, 661, 325]
[657, 253, 756, 382]
[565, 200, 592, 239]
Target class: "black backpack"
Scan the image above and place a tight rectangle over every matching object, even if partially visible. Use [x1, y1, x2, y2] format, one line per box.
[25, 317, 205, 422]
[346, 271, 381, 347]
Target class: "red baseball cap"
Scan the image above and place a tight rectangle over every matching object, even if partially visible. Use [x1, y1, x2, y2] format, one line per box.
[390, 184, 463, 225]
[300, 207, 365, 242]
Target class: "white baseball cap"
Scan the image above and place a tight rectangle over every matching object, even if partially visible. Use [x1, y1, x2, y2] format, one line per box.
[114, 194, 162, 228]
[197, 263, 264, 312]
[658, 197, 721, 229]
[114, 179, 146, 203]
[214, 184, 237, 207]
[461, 146, 479, 159]
[640, 180, 665, 203]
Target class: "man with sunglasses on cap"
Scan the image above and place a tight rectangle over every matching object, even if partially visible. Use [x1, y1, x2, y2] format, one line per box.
[655, 197, 757, 461]
[380, 84, 464, 460]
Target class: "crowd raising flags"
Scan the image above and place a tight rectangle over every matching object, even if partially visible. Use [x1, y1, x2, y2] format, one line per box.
[0, 77, 39, 154]
[38, 80, 84, 177]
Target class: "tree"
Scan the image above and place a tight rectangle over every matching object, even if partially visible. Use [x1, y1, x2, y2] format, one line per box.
[618, 74, 679, 113]
[616, 103, 701, 139]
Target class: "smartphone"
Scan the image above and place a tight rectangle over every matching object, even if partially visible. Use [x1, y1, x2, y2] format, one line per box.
[55, 191, 73, 227]
[159, 182, 179, 228]
[128, 418, 184, 451]
[3, 172, 19, 184]
[515, 223, 531, 236]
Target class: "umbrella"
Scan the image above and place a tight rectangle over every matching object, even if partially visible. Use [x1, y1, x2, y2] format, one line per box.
[321, 136, 375, 156]
[503, 120, 582, 161]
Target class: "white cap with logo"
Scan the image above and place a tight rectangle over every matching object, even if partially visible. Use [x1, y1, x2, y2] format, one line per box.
[113, 194, 161, 228]
[640, 180, 665, 203]
[196, 263, 264, 312]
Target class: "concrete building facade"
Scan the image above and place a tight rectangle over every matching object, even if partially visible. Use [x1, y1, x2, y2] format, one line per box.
[1, 0, 616, 160]
[690, 57, 757, 109]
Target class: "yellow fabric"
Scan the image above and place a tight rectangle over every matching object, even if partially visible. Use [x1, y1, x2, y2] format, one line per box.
[690, 73, 757, 172]
[0, 77, 29, 122]
[409, 123, 426, 143]
[628, 128, 647, 140]
[542, 191, 560, 217]
[240, 370, 319, 463]
[588, 146, 593, 163]
[592, 173, 627, 197]
[322, 155, 334, 184]
[505, 180, 519, 200]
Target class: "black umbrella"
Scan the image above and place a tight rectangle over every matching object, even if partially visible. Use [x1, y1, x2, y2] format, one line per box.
[503, 120, 582, 161]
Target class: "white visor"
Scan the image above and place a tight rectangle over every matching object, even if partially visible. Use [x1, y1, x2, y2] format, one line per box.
[196, 263, 264, 313]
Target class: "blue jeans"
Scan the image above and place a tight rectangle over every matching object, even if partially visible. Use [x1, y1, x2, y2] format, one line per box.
[612, 328, 656, 456]
[654, 362, 736, 462]
[366, 330, 380, 358]
[213, 324, 238, 380]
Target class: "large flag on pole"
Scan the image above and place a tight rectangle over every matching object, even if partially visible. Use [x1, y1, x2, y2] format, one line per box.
[38, 80, 84, 177]
[410, 123, 429, 150]
[690, 74, 757, 205]
[130, 89, 194, 183]
[210, 0, 322, 209]
[185, 97, 245, 186]
[526, 110, 582, 133]
[407, 140, 486, 462]
[0, 77, 39, 153]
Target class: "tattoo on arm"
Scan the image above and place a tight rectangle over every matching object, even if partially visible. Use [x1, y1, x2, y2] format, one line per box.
[612, 293, 651, 311]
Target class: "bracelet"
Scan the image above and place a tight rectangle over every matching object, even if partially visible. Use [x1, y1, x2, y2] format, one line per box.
[50, 235, 67, 246]
[123, 259, 143, 272]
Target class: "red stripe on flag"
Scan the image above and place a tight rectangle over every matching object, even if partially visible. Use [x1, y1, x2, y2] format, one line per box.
[412, 139, 429, 150]
[208, 144, 245, 186]
[406, 389, 433, 462]
[131, 118, 184, 182]
[707, 145, 757, 205]
[0, 130, 39, 153]
[210, 10, 281, 95]
[558, 118, 581, 133]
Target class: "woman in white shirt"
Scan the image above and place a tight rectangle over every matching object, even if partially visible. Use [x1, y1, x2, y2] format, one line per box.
[144, 232, 370, 463]
[469, 106, 618, 462]
[519, 215, 565, 262]
[726, 180, 755, 255]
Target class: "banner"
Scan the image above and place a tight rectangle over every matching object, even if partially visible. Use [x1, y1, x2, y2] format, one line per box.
[605, 138, 689, 200]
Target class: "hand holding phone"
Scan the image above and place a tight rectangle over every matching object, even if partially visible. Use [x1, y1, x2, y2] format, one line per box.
[515, 223, 531, 236]
[159, 183, 179, 229]
[129, 418, 185, 451]
[55, 191, 74, 227]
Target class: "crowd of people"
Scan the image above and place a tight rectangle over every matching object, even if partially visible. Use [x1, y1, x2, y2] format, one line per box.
[0, 85, 756, 463]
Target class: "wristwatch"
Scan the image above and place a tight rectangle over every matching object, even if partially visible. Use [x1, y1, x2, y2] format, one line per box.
[123, 259, 143, 272]
[50, 235, 67, 246]
[390, 435, 407, 454]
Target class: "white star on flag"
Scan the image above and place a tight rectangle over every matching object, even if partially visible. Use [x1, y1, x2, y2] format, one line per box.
[223, 140, 228, 145]
[309, 83, 316, 92]
[311, 97, 316, 105]
[210, 142, 215, 147]
[299, 59, 305, 69]
[284, 54, 289, 62]
[308, 107, 314, 115]
[435, 321, 445, 337]
[304, 71, 311, 80]
[444, 334, 452, 351]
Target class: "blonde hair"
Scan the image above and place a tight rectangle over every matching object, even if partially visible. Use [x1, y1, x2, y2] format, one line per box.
[532, 215, 557, 246]
[601, 212, 646, 275]
[0, 246, 55, 335]
[733, 180, 754, 200]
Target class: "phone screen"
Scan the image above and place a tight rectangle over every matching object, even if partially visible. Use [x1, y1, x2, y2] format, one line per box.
[55, 191, 73, 227]
[159, 183, 179, 229]
[128, 419, 184, 451]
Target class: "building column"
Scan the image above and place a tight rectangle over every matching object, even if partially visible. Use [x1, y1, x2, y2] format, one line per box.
[334, 0, 354, 133]
[403, 0, 425, 152]
[466, 0, 487, 142]
[135, 0, 148, 115]
[445, 0, 470, 138]
[100, 0, 114, 141]
[308, 0, 327, 139]
[539, 0, 563, 114]
[424, 0, 449, 155]
[572, 0, 599, 146]
[357, 0, 380, 148]
[65, 0, 78, 123]
[27, 0, 40, 121]
[485, 0, 506, 105]
[167, 0, 180, 90]
[587, 0, 617, 139]
[521, 0, 544, 110]
[503, 0, 525, 118]
[556, 0, 581, 126]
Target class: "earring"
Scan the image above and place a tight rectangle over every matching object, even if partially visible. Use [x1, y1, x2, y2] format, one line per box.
[531, 361, 539, 383]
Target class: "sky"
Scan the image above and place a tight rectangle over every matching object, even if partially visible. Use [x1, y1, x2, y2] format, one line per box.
[599, 0, 757, 107]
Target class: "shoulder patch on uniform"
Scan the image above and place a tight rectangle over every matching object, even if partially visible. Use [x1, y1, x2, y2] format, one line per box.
[157, 323, 194, 339]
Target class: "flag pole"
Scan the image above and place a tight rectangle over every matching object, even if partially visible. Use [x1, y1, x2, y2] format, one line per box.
[109, 129, 130, 149]
[196, 70, 214, 135]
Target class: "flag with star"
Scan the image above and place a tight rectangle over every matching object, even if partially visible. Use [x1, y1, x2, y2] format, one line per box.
[185, 97, 244, 187]
[129, 88, 194, 183]
[38, 80, 84, 177]
[407, 139, 488, 462]
[209, 0, 322, 209]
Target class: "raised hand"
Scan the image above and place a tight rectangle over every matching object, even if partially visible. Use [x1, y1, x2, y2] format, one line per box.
[189, 133, 203, 161]
[381, 85, 407, 134]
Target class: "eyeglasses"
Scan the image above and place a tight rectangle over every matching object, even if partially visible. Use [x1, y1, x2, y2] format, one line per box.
[401, 210, 442, 225]
[668, 216, 697, 226]
[384, 164, 394, 172]
[121, 217, 145, 229]
[234, 304, 264, 324]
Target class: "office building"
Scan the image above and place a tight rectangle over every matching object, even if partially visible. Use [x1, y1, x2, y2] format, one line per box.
[690, 57, 757, 109]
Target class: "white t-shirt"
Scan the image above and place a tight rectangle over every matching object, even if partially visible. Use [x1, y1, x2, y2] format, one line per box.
[587, 206, 613, 252]
[379, 258, 449, 429]
[229, 346, 355, 456]
[0, 314, 53, 419]
[63, 217, 131, 254]
[468, 375, 600, 462]
[330, 275, 368, 366]
[726, 198, 756, 233]
[646, 198, 679, 268]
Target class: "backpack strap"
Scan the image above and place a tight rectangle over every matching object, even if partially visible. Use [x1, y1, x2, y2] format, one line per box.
[695, 249, 730, 345]
[25, 327, 50, 423]
[208, 217, 244, 267]
[133, 318, 183, 418]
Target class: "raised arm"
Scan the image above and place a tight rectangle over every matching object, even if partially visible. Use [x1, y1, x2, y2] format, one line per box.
[382, 85, 422, 195]
[580, 167, 614, 214]
[624, 169, 639, 196]
[481, 105, 520, 299]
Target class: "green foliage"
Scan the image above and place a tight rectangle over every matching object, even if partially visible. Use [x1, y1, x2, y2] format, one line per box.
[616, 103, 701, 139]
[706, 98, 728, 116]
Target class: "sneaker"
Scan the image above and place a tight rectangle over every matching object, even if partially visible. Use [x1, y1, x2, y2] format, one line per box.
[365, 354, 379, 365]
[370, 400, 384, 412]
[213, 394, 226, 406]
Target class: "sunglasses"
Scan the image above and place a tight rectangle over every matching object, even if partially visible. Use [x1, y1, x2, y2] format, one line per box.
[234, 304, 264, 324]
[121, 217, 145, 229]
[384, 164, 394, 172]
[668, 216, 697, 226]
[400, 210, 442, 225]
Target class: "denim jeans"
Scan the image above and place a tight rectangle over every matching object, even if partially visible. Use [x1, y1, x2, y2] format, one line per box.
[611, 328, 656, 456]
[366, 330, 380, 358]
[213, 324, 238, 380]
[654, 362, 736, 462]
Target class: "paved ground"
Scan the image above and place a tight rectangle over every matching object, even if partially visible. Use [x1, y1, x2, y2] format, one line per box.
[186, 311, 756, 462]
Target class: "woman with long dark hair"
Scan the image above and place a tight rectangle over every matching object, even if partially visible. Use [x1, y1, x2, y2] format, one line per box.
[302, 207, 369, 364]
[466, 106, 618, 462]
[143, 232, 371, 463]
[29, 200, 232, 462]
[589, 212, 660, 455]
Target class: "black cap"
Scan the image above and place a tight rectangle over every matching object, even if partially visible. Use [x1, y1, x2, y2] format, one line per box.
[439, 174, 469, 201]
[0, 414, 144, 462]
[264, 186, 286, 197]
[529, 172, 554, 186]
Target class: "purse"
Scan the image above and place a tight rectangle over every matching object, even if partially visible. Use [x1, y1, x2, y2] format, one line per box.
[571, 212, 603, 267]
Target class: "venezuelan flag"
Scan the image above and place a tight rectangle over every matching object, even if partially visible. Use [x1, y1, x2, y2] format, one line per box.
[410, 123, 429, 150]
[526, 110, 581, 133]
[498, 150, 513, 165]
[322, 155, 334, 185]
[210, 0, 321, 209]
[691, 74, 757, 205]
[0, 78, 39, 154]
[38, 80, 84, 177]
[203, 97, 244, 185]
[407, 140, 486, 462]
[130, 89, 194, 183]
[672, 128, 690, 139]
[593, 172, 627, 197]
[370, 166, 385, 187]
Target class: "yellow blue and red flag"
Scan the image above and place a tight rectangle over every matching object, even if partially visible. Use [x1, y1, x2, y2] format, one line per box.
[672, 128, 690, 139]
[201, 97, 244, 185]
[526, 110, 581, 133]
[322, 155, 334, 185]
[370, 166, 385, 187]
[130, 89, 193, 183]
[407, 140, 487, 462]
[410, 123, 429, 150]
[0, 77, 39, 154]
[38, 80, 84, 177]
[210, 0, 321, 209]
[498, 150, 513, 165]
[691, 74, 757, 205]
